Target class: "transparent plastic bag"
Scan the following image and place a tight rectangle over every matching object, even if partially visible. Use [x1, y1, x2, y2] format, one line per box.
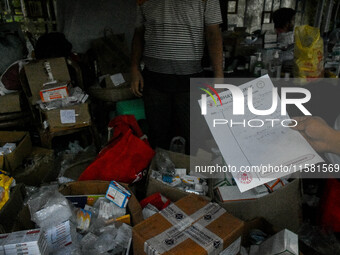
[27, 185, 59, 215]
[155, 150, 176, 176]
[30, 189, 75, 229]
[93, 197, 126, 220]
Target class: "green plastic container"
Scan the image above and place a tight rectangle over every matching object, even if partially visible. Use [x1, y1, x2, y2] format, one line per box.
[116, 98, 146, 120]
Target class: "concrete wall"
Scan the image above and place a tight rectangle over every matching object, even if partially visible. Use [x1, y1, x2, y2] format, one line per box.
[57, 0, 136, 53]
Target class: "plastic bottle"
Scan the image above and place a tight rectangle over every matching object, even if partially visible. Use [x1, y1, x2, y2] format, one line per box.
[270, 50, 282, 79]
[253, 53, 264, 77]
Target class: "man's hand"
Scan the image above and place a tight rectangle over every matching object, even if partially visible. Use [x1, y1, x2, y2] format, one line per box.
[131, 68, 144, 97]
[291, 116, 340, 154]
[130, 26, 145, 97]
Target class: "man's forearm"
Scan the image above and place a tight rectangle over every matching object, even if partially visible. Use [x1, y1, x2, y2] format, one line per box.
[206, 25, 224, 78]
[131, 27, 144, 71]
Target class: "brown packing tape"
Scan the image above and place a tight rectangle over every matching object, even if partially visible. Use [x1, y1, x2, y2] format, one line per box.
[145, 203, 227, 254]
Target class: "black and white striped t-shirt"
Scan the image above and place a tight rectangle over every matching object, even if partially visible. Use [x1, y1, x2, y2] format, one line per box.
[136, 0, 222, 75]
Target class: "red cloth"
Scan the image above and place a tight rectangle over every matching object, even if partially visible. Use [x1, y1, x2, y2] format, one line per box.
[140, 193, 171, 210]
[320, 179, 340, 232]
[1, 63, 21, 91]
[78, 115, 155, 183]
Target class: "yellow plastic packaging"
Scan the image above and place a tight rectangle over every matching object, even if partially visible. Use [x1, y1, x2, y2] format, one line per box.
[294, 25, 324, 80]
[0, 170, 15, 210]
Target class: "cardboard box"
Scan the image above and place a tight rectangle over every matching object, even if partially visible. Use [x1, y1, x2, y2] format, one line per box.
[217, 179, 302, 232]
[43, 103, 91, 132]
[146, 150, 212, 202]
[24, 58, 70, 104]
[0, 131, 32, 172]
[133, 194, 244, 255]
[0, 184, 26, 232]
[14, 147, 55, 186]
[0, 93, 21, 114]
[216, 185, 268, 202]
[58, 180, 144, 226]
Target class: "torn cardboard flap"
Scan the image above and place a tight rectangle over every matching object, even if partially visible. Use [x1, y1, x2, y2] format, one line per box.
[24, 58, 71, 104]
[0, 131, 32, 172]
[133, 194, 244, 255]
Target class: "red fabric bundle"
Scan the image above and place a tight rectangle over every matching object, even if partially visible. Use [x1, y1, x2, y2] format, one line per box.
[320, 179, 340, 232]
[79, 115, 155, 183]
[140, 193, 171, 210]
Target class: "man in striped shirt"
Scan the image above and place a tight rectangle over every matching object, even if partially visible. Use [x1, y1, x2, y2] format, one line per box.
[131, 0, 223, 152]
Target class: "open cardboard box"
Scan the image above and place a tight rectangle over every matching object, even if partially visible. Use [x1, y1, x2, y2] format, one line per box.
[0, 131, 32, 172]
[14, 147, 55, 186]
[11, 180, 144, 233]
[146, 149, 213, 202]
[243, 218, 305, 255]
[216, 179, 302, 233]
[58, 180, 144, 226]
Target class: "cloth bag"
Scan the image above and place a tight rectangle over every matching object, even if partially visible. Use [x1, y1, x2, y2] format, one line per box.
[294, 25, 324, 79]
[79, 115, 155, 183]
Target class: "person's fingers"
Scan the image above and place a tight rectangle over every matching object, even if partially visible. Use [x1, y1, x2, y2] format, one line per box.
[140, 75, 144, 92]
[133, 80, 143, 97]
[135, 89, 143, 97]
[290, 116, 307, 131]
[131, 81, 141, 97]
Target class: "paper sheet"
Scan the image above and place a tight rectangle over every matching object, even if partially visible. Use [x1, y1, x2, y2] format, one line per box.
[60, 109, 76, 124]
[201, 75, 323, 192]
[110, 73, 125, 86]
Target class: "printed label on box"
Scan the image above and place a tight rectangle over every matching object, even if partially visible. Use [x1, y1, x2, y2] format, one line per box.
[40, 85, 69, 102]
[110, 73, 125, 86]
[45, 221, 72, 251]
[105, 181, 131, 208]
[60, 110, 76, 124]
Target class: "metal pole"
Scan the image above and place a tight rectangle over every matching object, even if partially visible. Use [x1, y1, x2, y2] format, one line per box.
[314, 0, 325, 28]
[323, 0, 334, 34]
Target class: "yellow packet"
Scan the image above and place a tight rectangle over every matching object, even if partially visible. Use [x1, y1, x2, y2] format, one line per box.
[0, 170, 15, 210]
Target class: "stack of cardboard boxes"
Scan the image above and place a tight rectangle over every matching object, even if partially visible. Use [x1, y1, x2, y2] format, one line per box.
[24, 57, 91, 132]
